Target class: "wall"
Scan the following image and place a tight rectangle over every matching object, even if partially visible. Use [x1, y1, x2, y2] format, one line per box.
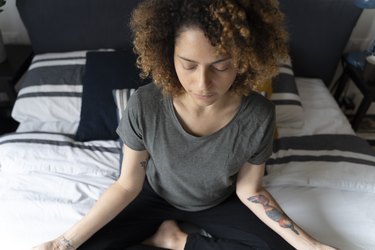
[346, 9, 375, 52]
[338, 9, 375, 115]
[0, 0, 29, 44]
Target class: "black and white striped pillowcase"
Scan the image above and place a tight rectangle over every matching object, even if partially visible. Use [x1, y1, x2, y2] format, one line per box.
[112, 88, 137, 123]
[17, 51, 87, 98]
[271, 61, 304, 129]
[12, 51, 87, 134]
[266, 134, 375, 171]
[112, 88, 136, 170]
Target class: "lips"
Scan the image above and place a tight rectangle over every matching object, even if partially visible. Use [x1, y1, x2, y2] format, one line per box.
[193, 93, 214, 98]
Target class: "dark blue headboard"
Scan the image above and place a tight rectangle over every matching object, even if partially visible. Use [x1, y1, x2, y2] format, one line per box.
[16, 0, 139, 53]
[16, 0, 362, 85]
[279, 0, 362, 84]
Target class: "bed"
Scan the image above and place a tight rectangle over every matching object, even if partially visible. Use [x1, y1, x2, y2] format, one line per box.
[1, 0, 374, 249]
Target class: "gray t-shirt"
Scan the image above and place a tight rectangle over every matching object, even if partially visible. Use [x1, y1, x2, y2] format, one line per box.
[117, 83, 275, 211]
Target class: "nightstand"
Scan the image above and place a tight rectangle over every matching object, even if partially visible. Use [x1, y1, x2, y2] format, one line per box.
[334, 53, 375, 131]
[0, 44, 33, 134]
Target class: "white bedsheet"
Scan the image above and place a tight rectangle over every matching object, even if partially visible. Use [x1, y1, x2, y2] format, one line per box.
[267, 186, 375, 250]
[0, 132, 119, 249]
[268, 79, 375, 250]
[266, 166, 375, 250]
[264, 137, 375, 249]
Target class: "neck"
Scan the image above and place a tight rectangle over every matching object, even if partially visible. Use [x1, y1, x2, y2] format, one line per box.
[178, 92, 240, 117]
[172, 92, 243, 137]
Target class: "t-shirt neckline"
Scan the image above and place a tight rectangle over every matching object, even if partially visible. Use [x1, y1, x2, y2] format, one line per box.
[166, 94, 246, 140]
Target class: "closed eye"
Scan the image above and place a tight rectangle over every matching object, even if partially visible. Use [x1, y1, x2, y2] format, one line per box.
[182, 64, 197, 71]
[212, 66, 229, 72]
[211, 63, 231, 72]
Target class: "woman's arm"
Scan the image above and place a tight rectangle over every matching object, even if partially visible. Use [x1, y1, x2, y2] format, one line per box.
[32, 145, 149, 250]
[236, 162, 336, 250]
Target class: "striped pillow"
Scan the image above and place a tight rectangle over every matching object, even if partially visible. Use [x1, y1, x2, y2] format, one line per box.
[113, 88, 136, 122]
[12, 50, 87, 134]
[12, 49, 113, 134]
[112, 88, 136, 170]
[271, 59, 304, 128]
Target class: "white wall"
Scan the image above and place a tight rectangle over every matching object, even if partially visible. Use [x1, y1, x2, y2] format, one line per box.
[346, 9, 375, 52]
[339, 9, 375, 115]
[0, 0, 30, 44]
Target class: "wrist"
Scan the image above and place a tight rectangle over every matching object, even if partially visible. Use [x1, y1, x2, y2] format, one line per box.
[57, 235, 76, 250]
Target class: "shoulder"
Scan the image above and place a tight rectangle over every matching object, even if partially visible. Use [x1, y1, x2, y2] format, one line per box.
[126, 83, 165, 116]
[235, 91, 275, 134]
[243, 91, 275, 118]
[129, 83, 163, 105]
[133, 83, 162, 99]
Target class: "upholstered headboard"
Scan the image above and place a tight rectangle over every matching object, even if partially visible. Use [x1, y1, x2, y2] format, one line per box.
[16, 0, 139, 52]
[278, 0, 362, 84]
[16, 0, 362, 85]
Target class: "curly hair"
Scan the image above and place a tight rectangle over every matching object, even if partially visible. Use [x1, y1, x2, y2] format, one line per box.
[130, 0, 289, 96]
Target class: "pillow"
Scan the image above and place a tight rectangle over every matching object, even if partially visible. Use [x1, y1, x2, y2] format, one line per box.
[12, 50, 87, 134]
[74, 50, 145, 141]
[271, 59, 304, 128]
[112, 88, 137, 171]
[113, 88, 137, 122]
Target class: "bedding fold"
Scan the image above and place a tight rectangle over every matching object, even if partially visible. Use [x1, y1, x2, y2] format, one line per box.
[265, 134, 375, 193]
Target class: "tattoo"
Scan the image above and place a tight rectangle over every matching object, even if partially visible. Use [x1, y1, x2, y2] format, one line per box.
[248, 194, 299, 235]
[140, 160, 147, 169]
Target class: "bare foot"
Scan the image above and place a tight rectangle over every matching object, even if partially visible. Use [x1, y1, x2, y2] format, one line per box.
[143, 220, 187, 250]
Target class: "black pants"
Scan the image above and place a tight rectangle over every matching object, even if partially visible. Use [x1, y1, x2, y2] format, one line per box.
[79, 180, 294, 250]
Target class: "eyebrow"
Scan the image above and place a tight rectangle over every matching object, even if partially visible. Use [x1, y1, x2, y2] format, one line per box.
[177, 55, 231, 65]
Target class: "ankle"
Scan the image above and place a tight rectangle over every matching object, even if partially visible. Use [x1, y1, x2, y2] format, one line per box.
[169, 229, 187, 250]
[143, 220, 187, 250]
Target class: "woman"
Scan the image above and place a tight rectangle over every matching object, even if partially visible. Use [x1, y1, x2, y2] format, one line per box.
[34, 0, 336, 249]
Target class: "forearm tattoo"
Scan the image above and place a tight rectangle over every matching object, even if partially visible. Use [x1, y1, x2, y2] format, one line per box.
[248, 194, 299, 235]
[140, 160, 147, 169]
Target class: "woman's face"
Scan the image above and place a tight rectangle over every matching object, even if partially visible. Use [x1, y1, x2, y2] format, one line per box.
[174, 27, 238, 107]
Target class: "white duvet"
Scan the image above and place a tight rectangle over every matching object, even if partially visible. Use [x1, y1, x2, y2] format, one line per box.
[1, 132, 375, 250]
[0, 132, 119, 249]
[264, 134, 375, 250]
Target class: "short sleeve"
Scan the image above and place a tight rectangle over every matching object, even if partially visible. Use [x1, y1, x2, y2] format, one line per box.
[116, 91, 146, 151]
[248, 108, 275, 165]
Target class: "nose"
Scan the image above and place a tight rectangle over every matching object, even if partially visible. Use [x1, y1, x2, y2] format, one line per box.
[196, 67, 212, 90]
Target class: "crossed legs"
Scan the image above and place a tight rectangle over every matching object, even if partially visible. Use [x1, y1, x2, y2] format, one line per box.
[79, 180, 293, 250]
